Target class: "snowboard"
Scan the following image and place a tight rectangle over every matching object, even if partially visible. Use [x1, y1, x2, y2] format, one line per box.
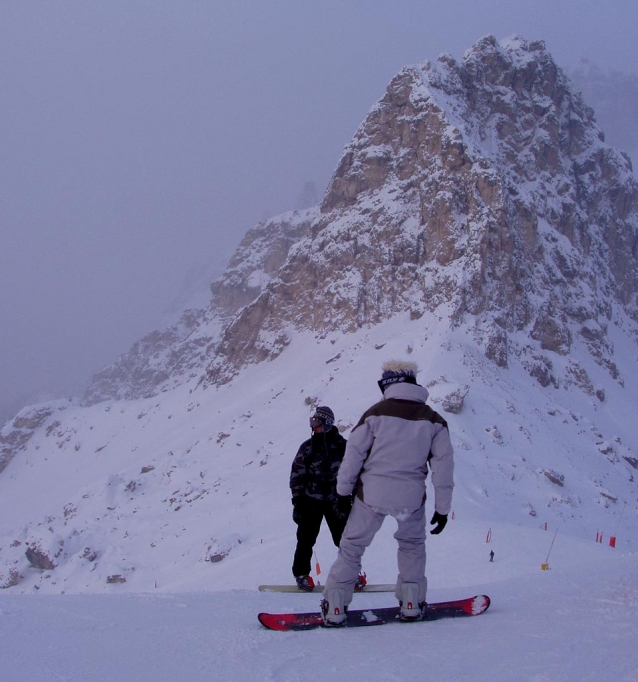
[258, 583, 395, 593]
[258, 594, 490, 631]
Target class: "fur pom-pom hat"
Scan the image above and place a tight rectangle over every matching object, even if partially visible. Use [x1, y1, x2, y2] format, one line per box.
[377, 360, 419, 393]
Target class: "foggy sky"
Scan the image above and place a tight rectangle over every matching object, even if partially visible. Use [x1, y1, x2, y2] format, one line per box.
[1, 1, 636, 424]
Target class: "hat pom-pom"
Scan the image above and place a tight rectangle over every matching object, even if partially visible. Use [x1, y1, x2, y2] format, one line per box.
[381, 360, 418, 377]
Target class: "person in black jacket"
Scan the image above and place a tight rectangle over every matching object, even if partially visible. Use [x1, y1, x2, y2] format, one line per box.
[290, 406, 365, 592]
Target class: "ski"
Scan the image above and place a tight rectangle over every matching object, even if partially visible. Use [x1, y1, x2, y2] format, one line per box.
[258, 583, 395, 593]
[258, 594, 490, 631]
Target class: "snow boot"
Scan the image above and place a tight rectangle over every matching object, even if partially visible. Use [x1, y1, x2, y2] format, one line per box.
[399, 582, 423, 621]
[295, 575, 315, 592]
[354, 572, 367, 592]
[321, 588, 347, 627]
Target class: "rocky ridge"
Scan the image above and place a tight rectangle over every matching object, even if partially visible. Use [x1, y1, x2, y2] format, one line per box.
[571, 61, 638, 167]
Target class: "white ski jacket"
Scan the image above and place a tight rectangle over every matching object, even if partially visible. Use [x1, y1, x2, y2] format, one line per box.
[337, 382, 454, 515]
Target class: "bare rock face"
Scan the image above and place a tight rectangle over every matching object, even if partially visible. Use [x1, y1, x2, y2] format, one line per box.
[441, 385, 470, 414]
[210, 208, 318, 316]
[0, 569, 20, 589]
[75, 36, 638, 398]
[205, 36, 638, 385]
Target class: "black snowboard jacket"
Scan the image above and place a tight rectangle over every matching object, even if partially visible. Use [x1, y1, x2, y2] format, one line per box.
[290, 427, 347, 502]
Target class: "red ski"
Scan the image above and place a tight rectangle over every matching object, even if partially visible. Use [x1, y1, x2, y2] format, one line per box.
[258, 594, 490, 631]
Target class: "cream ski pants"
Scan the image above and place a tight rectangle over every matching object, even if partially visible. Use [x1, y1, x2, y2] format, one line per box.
[323, 497, 427, 606]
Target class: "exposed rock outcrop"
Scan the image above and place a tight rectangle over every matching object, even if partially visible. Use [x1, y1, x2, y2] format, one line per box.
[205, 36, 638, 386]
[210, 208, 318, 316]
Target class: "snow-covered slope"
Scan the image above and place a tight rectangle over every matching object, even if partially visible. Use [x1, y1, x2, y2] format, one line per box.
[2, 515, 637, 682]
[0, 315, 636, 593]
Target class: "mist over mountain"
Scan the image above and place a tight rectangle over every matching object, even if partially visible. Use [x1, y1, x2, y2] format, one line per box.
[572, 61, 638, 166]
[1, 36, 636, 594]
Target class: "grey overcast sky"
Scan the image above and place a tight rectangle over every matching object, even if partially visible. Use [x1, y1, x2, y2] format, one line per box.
[1, 0, 636, 422]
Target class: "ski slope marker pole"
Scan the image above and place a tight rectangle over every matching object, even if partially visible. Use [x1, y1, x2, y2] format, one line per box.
[542, 528, 558, 570]
[610, 502, 627, 548]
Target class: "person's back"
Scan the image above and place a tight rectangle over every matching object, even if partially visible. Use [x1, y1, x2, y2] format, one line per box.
[320, 360, 455, 626]
[338, 381, 453, 515]
[291, 425, 347, 502]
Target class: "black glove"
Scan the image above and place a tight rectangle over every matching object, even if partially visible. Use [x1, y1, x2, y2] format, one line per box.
[430, 511, 448, 535]
[335, 494, 353, 519]
[292, 496, 308, 524]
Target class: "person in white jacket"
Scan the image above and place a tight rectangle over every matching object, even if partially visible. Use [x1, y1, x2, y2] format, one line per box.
[321, 360, 455, 626]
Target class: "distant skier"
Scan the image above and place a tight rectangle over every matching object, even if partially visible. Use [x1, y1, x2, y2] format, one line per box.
[290, 406, 366, 592]
[320, 361, 455, 626]
[489, 550, 495, 562]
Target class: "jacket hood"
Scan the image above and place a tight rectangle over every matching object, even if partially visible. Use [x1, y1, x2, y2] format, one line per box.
[383, 382, 430, 403]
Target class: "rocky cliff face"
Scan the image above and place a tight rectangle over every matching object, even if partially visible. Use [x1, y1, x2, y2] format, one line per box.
[205, 36, 638, 389]
[209, 208, 318, 318]
[0, 404, 59, 475]
[82, 308, 222, 406]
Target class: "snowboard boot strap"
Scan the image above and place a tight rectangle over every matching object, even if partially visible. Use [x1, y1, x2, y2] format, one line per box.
[399, 582, 422, 621]
[321, 588, 347, 627]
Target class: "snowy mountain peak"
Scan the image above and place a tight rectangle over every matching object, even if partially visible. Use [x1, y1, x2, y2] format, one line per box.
[205, 35, 638, 391]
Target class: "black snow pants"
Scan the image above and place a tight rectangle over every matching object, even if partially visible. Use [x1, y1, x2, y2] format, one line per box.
[292, 499, 347, 577]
